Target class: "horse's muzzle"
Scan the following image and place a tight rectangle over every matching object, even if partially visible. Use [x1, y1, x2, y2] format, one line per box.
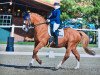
[22, 25, 29, 32]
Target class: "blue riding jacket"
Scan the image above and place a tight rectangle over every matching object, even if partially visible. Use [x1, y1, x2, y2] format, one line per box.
[48, 8, 61, 24]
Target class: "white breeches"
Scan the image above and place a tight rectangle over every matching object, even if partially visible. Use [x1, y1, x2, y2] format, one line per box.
[53, 23, 60, 32]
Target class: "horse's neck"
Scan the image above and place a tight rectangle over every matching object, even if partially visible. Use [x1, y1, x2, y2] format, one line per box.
[34, 24, 48, 36]
[31, 13, 48, 37]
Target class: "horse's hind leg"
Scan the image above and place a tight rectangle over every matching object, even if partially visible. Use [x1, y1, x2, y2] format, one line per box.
[72, 48, 80, 69]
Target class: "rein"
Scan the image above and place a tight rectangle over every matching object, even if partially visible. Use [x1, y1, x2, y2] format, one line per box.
[33, 22, 48, 27]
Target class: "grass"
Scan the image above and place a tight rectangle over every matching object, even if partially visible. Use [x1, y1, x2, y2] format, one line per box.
[0, 41, 34, 45]
[15, 41, 34, 45]
[78, 43, 98, 47]
[0, 41, 7, 44]
[0, 41, 98, 47]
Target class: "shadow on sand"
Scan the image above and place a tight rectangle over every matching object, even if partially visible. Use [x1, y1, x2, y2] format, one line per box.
[0, 63, 67, 71]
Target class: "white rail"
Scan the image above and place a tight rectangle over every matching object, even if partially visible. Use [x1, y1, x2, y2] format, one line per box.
[0, 51, 100, 58]
[0, 24, 100, 48]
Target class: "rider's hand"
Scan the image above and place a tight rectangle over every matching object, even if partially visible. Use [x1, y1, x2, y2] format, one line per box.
[46, 19, 50, 23]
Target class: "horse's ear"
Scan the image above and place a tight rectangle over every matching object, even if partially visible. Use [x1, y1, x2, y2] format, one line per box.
[29, 13, 32, 18]
[29, 13, 33, 18]
[23, 12, 30, 20]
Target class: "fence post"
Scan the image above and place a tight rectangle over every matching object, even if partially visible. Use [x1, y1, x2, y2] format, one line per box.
[11, 24, 15, 37]
[6, 24, 15, 52]
[98, 29, 100, 48]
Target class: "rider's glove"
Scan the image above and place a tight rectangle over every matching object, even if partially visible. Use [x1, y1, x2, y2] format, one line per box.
[46, 19, 50, 23]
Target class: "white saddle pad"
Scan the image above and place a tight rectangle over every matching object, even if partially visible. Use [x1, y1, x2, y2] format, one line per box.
[48, 25, 64, 38]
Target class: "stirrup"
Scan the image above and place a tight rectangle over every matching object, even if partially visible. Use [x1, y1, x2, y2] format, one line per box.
[46, 36, 54, 47]
[46, 43, 50, 47]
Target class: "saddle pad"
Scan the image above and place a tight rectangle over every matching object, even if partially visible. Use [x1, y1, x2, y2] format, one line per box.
[48, 25, 64, 38]
[58, 29, 64, 38]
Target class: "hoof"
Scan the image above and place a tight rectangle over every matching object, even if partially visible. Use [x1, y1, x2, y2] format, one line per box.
[38, 60, 42, 65]
[74, 66, 79, 70]
[55, 67, 59, 70]
[26, 63, 32, 70]
[55, 65, 61, 70]
[55, 63, 62, 70]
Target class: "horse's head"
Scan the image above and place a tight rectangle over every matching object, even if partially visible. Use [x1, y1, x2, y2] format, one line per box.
[22, 12, 47, 32]
[22, 12, 32, 32]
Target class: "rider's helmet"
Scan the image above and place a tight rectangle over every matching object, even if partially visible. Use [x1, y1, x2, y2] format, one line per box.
[53, 2, 60, 9]
[54, 2, 60, 6]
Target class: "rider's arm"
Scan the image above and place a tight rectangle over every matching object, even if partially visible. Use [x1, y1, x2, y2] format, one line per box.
[49, 10, 61, 22]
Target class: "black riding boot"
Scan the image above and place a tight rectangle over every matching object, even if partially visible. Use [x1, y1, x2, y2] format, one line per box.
[48, 36, 54, 44]
[54, 30, 59, 46]
[54, 35, 58, 46]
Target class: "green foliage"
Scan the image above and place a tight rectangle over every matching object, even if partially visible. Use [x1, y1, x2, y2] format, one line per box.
[80, 5, 94, 15]
[60, 0, 78, 20]
[60, 0, 100, 27]
[93, 0, 100, 16]
[60, 0, 99, 17]
[60, 12, 70, 20]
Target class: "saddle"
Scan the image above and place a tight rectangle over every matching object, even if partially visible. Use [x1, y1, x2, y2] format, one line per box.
[48, 25, 64, 47]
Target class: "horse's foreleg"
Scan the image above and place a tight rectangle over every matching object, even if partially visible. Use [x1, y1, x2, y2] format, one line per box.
[32, 42, 44, 64]
[33, 53, 42, 65]
[27, 42, 44, 70]
[29, 42, 44, 67]
[30, 53, 42, 65]
[72, 49, 80, 69]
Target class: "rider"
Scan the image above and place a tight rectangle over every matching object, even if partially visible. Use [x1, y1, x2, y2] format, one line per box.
[47, 2, 61, 46]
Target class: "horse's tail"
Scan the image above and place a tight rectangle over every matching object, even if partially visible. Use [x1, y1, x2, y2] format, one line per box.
[79, 31, 96, 55]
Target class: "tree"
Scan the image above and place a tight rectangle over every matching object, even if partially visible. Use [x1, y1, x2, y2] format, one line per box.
[92, 0, 100, 28]
[60, 0, 100, 28]
[60, 0, 78, 20]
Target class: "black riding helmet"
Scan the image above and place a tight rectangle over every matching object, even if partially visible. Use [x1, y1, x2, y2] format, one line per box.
[54, 2, 60, 6]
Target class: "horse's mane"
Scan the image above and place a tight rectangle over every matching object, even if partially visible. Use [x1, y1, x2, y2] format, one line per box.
[31, 13, 44, 18]
[29, 12, 46, 25]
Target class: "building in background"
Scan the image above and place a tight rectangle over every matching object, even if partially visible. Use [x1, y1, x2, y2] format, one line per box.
[0, 0, 60, 42]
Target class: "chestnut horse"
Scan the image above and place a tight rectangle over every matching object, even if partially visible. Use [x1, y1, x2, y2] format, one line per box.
[23, 13, 95, 69]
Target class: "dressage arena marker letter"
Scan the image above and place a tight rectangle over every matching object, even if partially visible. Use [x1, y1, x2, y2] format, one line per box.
[48, 51, 55, 58]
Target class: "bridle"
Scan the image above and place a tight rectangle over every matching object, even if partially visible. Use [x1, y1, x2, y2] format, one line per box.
[33, 22, 48, 27]
[24, 18, 47, 27]
[22, 14, 48, 32]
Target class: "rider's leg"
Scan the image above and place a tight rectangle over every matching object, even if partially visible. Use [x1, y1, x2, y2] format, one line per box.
[53, 23, 60, 33]
[54, 30, 58, 46]
[53, 23, 60, 46]
[47, 24, 54, 47]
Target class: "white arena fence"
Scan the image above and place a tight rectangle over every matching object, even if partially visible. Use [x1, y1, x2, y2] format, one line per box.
[0, 25, 100, 58]
[0, 24, 100, 48]
[0, 51, 100, 58]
